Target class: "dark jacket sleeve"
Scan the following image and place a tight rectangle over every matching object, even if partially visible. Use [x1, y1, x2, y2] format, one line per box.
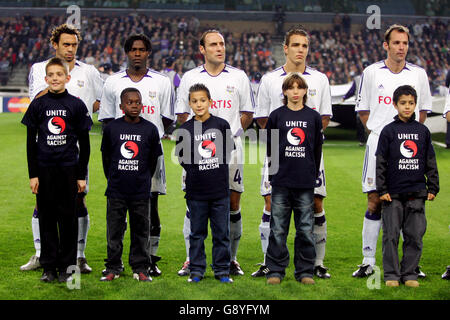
[26, 126, 39, 179]
[424, 131, 439, 195]
[149, 128, 163, 178]
[101, 128, 111, 179]
[375, 129, 389, 196]
[314, 115, 323, 180]
[376, 154, 389, 196]
[76, 130, 90, 180]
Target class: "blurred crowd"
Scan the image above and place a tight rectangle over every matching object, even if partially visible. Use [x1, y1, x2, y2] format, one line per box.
[0, 13, 448, 94]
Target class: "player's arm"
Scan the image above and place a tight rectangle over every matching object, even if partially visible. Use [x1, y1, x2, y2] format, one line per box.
[160, 77, 176, 130]
[98, 78, 116, 123]
[28, 63, 48, 101]
[314, 116, 323, 179]
[418, 69, 433, 124]
[256, 117, 268, 129]
[175, 76, 191, 125]
[240, 111, 254, 131]
[355, 69, 371, 133]
[90, 65, 104, 114]
[321, 116, 330, 130]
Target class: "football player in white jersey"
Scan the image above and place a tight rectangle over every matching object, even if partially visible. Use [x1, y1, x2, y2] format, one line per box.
[21, 24, 104, 273]
[353, 24, 432, 277]
[98, 34, 174, 277]
[252, 28, 333, 279]
[175, 30, 255, 276]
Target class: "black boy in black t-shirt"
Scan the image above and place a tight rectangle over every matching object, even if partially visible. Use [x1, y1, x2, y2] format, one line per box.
[100, 87, 162, 282]
[21, 57, 92, 283]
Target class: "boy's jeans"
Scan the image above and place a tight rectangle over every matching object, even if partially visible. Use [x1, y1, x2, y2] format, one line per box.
[187, 197, 231, 277]
[266, 186, 316, 281]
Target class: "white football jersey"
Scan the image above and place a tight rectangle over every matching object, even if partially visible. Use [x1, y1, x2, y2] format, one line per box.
[98, 68, 174, 138]
[255, 65, 332, 118]
[355, 60, 432, 135]
[443, 86, 450, 117]
[175, 64, 255, 137]
[28, 59, 104, 117]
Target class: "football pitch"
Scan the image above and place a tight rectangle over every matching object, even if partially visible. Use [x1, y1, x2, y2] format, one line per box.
[0, 112, 449, 301]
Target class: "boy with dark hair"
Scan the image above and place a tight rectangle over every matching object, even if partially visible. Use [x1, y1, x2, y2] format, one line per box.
[176, 83, 235, 283]
[100, 88, 162, 282]
[265, 73, 323, 285]
[376, 85, 439, 288]
[21, 57, 92, 283]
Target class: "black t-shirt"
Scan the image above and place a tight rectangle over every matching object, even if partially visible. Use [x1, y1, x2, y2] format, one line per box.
[101, 117, 162, 200]
[266, 105, 323, 189]
[376, 116, 439, 195]
[21, 90, 92, 168]
[176, 115, 234, 200]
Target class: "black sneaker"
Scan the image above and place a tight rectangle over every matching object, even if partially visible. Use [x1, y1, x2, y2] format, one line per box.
[77, 257, 92, 274]
[251, 264, 270, 277]
[187, 274, 203, 283]
[40, 270, 57, 283]
[352, 264, 374, 278]
[230, 260, 244, 276]
[58, 272, 73, 283]
[442, 266, 450, 280]
[314, 265, 331, 279]
[415, 265, 426, 278]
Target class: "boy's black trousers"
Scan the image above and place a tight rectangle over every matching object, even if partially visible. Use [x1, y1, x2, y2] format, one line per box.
[36, 166, 78, 273]
[381, 196, 427, 282]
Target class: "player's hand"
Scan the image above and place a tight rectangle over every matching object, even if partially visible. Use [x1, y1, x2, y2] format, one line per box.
[380, 193, 392, 202]
[30, 177, 39, 194]
[427, 193, 435, 201]
[77, 180, 87, 193]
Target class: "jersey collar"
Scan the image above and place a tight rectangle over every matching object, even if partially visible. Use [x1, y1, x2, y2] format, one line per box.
[380, 61, 411, 72]
[280, 65, 311, 76]
[200, 64, 229, 77]
[122, 68, 152, 78]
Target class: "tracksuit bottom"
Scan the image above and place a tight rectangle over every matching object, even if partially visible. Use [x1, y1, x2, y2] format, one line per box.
[381, 196, 427, 282]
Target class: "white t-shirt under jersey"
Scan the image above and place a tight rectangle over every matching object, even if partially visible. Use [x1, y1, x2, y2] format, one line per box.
[355, 60, 432, 135]
[175, 64, 255, 137]
[98, 68, 175, 138]
[28, 59, 104, 117]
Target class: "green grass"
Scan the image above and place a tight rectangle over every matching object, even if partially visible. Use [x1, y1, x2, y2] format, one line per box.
[0, 112, 449, 300]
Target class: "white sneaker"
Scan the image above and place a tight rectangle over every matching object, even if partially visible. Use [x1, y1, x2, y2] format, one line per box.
[177, 261, 190, 276]
[20, 255, 41, 271]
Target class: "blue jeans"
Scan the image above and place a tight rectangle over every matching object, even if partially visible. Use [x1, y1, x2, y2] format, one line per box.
[187, 197, 231, 277]
[266, 186, 316, 281]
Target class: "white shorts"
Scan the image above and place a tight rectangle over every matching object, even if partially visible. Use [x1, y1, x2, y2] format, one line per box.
[259, 152, 327, 197]
[181, 136, 244, 193]
[362, 132, 379, 193]
[151, 154, 166, 195]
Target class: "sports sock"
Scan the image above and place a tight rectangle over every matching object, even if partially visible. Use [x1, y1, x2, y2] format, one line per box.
[362, 211, 381, 266]
[182, 209, 190, 261]
[31, 212, 41, 257]
[259, 208, 271, 255]
[230, 209, 242, 261]
[77, 215, 90, 258]
[313, 210, 327, 267]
